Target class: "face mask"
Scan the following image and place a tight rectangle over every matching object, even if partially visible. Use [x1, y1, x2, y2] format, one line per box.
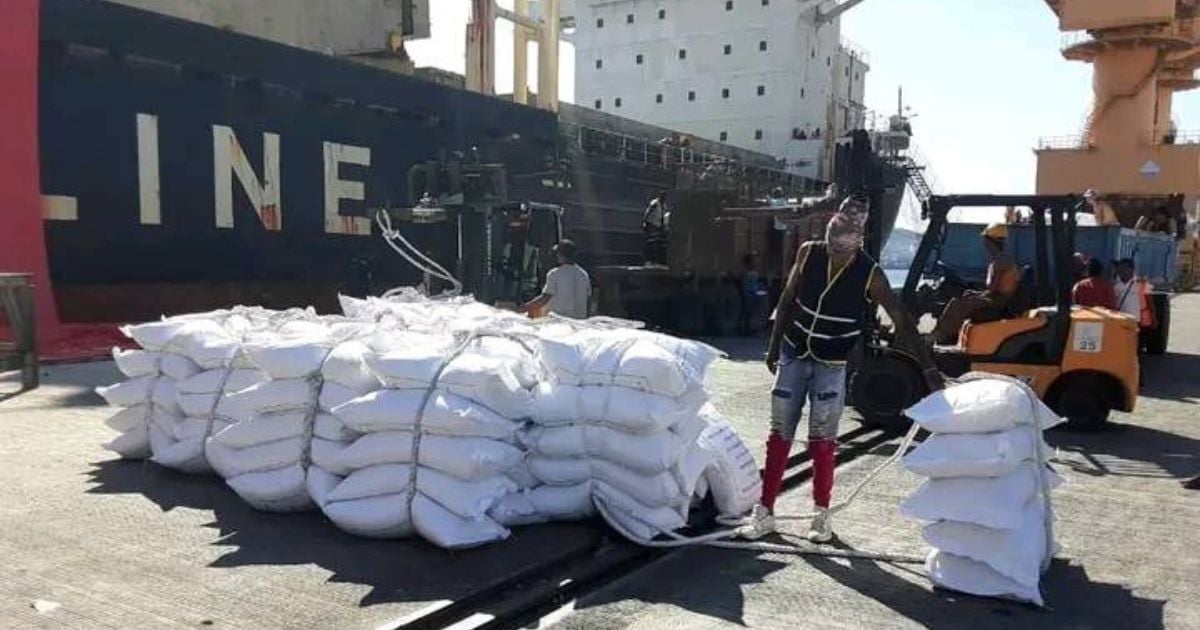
[826, 205, 866, 254]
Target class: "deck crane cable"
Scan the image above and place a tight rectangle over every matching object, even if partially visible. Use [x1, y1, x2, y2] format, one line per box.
[595, 373, 1056, 576]
[375, 209, 464, 297]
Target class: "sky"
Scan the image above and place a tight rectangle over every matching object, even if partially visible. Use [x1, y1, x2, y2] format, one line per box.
[407, 1, 1200, 224]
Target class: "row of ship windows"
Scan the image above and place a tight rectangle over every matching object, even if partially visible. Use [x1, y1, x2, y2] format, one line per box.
[594, 44, 837, 68]
[595, 0, 771, 27]
[593, 84, 806, 109]
[592, 83, 782, 110]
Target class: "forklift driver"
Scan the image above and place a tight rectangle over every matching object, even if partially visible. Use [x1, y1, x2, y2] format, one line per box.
[931, 223, 1022, 345]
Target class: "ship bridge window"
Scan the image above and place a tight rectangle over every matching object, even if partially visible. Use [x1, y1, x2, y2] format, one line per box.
[656, 93, 664, 103]
[597, 17, 604, 28]
[688, 90, 696, 101]
[759, 40, 768, 52]
[636, 53, 644, 65]
[726, 1, 734, 10]
[659, 9, 666, 19]
[594, 99, 602, 109]
[679, 49, 687, 60]
[720, 131, 729, 142]
[827, 57, 832, 66]
[722, 88, 730, 98]
[762, 0, 769, 4]
[596, 59, 603, 69]
[615, 97, 623, 108]
[724, 44, 732, 55]
[755, 129, 764, 140]
[627, 14, 634, 23]
[757, 85, 766, 96]
[801, 87, 806, 97]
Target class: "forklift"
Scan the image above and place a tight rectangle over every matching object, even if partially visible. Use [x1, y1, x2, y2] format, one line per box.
[376, 154, 563, 306]
[849, 195, 1141, 430]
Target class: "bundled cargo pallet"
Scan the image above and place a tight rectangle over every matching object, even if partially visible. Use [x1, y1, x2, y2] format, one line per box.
[902, 377, 1064, 606]
[96, 293, 761, 549]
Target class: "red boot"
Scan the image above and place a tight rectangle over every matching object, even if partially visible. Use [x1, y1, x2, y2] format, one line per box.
[809, 438, 837, 508]
[760, 433, 792, 512]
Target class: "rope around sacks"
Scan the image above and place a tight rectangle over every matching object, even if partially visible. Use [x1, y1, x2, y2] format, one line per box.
[593, 372, 1058, 572]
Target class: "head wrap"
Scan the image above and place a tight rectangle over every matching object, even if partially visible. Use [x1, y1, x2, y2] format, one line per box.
[826, 195, 869, 253]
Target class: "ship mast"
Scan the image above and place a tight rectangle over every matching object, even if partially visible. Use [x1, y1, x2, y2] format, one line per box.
[466, 0, 562, 112]
[1036, 0, 1200, 216]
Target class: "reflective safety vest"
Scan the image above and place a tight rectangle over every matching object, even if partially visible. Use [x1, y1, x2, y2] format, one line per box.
[784, 243, 878, 363]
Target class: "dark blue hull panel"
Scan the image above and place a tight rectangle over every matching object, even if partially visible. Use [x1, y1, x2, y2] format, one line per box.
[39, 0, 559, 319]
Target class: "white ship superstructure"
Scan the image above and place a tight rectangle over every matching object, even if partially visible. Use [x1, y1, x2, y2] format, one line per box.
[567, 0, 868, 178]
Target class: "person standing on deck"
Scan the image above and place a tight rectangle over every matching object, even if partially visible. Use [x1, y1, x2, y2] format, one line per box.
[745, 197, 944, 542]
[1136, 206, 1179, 236]
[642, 191, 671, 265]
[523, 240, 590, 319]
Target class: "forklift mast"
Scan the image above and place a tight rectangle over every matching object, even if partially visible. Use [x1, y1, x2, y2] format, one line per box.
[381, 154, 563, 303]
[904, 194, 1081, 361]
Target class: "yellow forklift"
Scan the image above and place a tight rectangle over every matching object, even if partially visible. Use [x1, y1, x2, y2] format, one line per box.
[850, 195, 1140, 430]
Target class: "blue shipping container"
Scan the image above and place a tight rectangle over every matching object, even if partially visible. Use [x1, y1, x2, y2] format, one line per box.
[936, 223, 1177, 289]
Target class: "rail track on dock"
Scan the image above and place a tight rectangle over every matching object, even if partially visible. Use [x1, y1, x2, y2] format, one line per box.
[381, 424, 904, 630]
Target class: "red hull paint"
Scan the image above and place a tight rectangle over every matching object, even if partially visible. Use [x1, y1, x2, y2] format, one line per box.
[0, 1, 122, 361]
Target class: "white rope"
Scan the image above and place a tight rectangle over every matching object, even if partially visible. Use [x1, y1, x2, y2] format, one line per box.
[958, 371, 1057, 572]
[595, 372, 1055, 569]
[375, 210, 464, 297]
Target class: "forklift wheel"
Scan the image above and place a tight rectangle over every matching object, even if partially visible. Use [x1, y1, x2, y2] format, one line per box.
[1049, 373, 1112, 431]
[850, 353, 927, 432]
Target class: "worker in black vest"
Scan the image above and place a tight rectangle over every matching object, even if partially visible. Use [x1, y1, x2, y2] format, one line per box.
[745, 196, 943, 542]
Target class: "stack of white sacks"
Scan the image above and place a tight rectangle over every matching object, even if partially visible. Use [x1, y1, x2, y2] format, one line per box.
[97, 294, 762, 550]
[496, 329, 735, 541]
[205, 319, 379, 511]
[901, 378, 1065, 606]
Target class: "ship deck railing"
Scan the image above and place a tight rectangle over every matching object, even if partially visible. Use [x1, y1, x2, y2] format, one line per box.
[560, 121, 827, 194]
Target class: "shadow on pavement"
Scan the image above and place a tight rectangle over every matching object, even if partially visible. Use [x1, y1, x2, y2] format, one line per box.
[2, 362, 117, 408]
[569, 546, 790, 626]
[1141, 352, 1200, 402]
[702, 337, 768, 364]
[1049, 422, 1200, 481]
[85, 459, 602, 610]
[805, 554, 1165, 629]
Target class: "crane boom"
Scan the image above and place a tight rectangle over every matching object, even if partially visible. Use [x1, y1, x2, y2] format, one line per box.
[794, 0, 873, 24]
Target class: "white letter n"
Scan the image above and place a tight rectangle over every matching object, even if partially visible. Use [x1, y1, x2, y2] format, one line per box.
[213, 125, 281, 230]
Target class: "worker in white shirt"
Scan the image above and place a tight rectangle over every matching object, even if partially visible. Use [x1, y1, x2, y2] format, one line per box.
[1112, 258, 1142, 319]
[523, 239, 591, 319]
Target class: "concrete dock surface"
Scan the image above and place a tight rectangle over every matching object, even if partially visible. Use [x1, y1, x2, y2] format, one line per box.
[2, 295, 1199, 629]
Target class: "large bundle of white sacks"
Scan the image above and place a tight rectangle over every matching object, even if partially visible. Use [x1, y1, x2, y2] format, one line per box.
[97, 307, 298, 469]
[901, 377, 1065, 606]
[97, 292, 761, 549]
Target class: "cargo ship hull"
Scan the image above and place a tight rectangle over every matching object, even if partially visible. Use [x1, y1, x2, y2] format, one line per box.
[33, 0, 900, 324]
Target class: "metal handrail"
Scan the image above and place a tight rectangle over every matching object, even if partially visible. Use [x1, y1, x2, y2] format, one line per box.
[1036, 135, 1087, 150]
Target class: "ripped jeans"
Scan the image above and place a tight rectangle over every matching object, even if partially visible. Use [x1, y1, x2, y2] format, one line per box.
[771, 355, 847, 441]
